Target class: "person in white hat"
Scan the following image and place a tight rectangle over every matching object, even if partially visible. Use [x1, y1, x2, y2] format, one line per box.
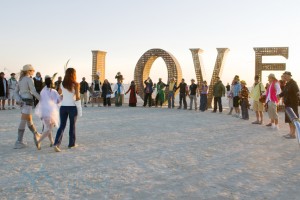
[265, 73, 281, 130]
[7, 73, 18, 110]
[13, 64, 41, 149]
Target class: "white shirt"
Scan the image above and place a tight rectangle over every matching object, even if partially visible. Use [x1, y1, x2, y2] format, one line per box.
[61, 83, 76, 106]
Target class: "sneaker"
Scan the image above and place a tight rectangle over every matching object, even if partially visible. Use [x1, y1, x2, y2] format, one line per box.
[283, 134, 296, 139]
[266, 123, 272, 127]
[68, 144, 79, 149]
[54, 145, 61, 152]
[252, 120, 259, 124]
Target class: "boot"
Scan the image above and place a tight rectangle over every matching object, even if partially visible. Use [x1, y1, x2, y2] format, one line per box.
[28, 124, 41, 149]
[14, 129, 27, 149]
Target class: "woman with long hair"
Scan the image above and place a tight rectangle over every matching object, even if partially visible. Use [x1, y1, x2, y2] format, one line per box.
[14, 64, 41, 149]
[125, 80, 138, 107]
[35, 75, 62, 149]
[53, 68, 82, 152]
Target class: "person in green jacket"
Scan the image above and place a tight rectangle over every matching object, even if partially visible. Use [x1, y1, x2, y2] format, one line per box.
[212, 76, 225, 113]
[155, 78, 166, 107]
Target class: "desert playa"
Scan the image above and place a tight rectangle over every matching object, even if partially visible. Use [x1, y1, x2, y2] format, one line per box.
[0, 106, 300, 199]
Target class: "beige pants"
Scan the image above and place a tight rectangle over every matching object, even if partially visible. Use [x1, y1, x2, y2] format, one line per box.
[80, 92, 88, 104]
[267, 101, 278, 120]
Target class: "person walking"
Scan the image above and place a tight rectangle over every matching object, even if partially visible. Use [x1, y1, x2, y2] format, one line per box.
[280, 71, 299, 138]
[113, 78, 125, 107]
[250, 75, 265, 124]
[13, 65, 41, 149]
[0, 72, 9, 110]
[176, 78, 188, 109]
[35, 75, 62, 149]
[189, 79, 198, 110]
[212, 77, 225, 113]
[239, 80, 249, 120]
[143, 77, 153, 107]
[125, 80, 138, 107]
[7, 73, 18, 110]
[166, 78, 177, 109]
[265, 73, 281, 130]
[155, 78, 166, 107]
[101, 79, 112, 107]
[80, 77, 89, 107]
[33, 72, 43, 107]
[53, 68, 82, 152]
[199, 80, 208, 112]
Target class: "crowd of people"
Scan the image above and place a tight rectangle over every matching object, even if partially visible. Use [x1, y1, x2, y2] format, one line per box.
[0, 65, 299, 152]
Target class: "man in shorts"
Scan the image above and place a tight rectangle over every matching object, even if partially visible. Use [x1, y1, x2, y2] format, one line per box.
[250, 75, 265, 124]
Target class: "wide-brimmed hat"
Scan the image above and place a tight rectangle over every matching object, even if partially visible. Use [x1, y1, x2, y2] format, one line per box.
[240, 80, 246, 85]
[22, 64, 34, 71]
[10, 73, 16, 76]
[283, 71, 292, 76]
[268, 73, 276, 79]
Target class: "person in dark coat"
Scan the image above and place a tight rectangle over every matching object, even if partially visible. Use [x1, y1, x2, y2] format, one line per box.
[176, 78, 188, 109]
[101, 79, 112, 107]
[125, 81, 138, 107]
[33, 72, 43, 107]
[0, 72, 9, 110]
[143, 77, 153, 107]
[280, 71, 300, 139]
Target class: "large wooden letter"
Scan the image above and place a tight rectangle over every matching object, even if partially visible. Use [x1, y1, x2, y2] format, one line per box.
[190, 48, 230, 108]
[253, 47, 289, 79]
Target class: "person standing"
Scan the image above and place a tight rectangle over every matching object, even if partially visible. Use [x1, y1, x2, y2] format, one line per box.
[239, 80, 249, 120]
[35, 75, 62, 149]
[199, 80, 208, 112]
[265, 73, 281, 130]
[54, 76, 62, 91]
[189, 79, 198, 110]
[101, 79, 112, 107]
[212, 77, 225, 113]
[90, 74, 102, 107]
[125, 80, 138, 107]
[232, 75, 241, 117]
[166, 78, 177, 109]
[280, 71, 299, 138]
[113, 78, 125, 107]
[7, 73, 18, 110]
[155, 78, 166, 107]
[250, 75, 265, 124]
[143, 77, 153, 107]
[33, 72, 43, 107]
[176, 78, 188, 109]
[0, 72, 9, 110]
[53, 68, 82, 152]
[80, 77, 89, 107]
[227, 81, 234, 115]
[13, 65, 41, 149]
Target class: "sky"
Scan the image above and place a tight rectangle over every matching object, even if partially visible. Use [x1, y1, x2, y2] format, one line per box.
[0, 0, 299, 86]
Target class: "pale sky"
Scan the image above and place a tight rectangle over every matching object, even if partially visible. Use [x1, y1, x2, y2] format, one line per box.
[1, 0, 299, 86]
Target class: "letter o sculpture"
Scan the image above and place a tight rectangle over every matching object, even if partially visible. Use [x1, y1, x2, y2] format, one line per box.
[134, 48, 182, 102]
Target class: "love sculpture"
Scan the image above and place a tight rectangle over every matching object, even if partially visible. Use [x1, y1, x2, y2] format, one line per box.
[92, 47, 288, 108]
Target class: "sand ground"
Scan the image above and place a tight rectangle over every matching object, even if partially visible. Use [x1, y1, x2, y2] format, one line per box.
[0, 101, 300, 200]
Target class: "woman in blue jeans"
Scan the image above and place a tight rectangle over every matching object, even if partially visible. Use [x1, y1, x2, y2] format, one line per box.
[53, 68, 82, 152]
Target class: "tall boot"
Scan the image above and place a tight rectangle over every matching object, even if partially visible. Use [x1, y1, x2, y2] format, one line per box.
[28, 124, 41, 149]
[14, 129, 27, 149]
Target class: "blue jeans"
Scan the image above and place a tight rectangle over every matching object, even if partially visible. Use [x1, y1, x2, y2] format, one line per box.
[200, 94, 207, 111]
[54, 106, 78, 147]
[168, 91, 175, 108]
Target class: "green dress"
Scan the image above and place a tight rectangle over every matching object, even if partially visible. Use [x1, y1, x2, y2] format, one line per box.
[156, 82, 165, 103]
